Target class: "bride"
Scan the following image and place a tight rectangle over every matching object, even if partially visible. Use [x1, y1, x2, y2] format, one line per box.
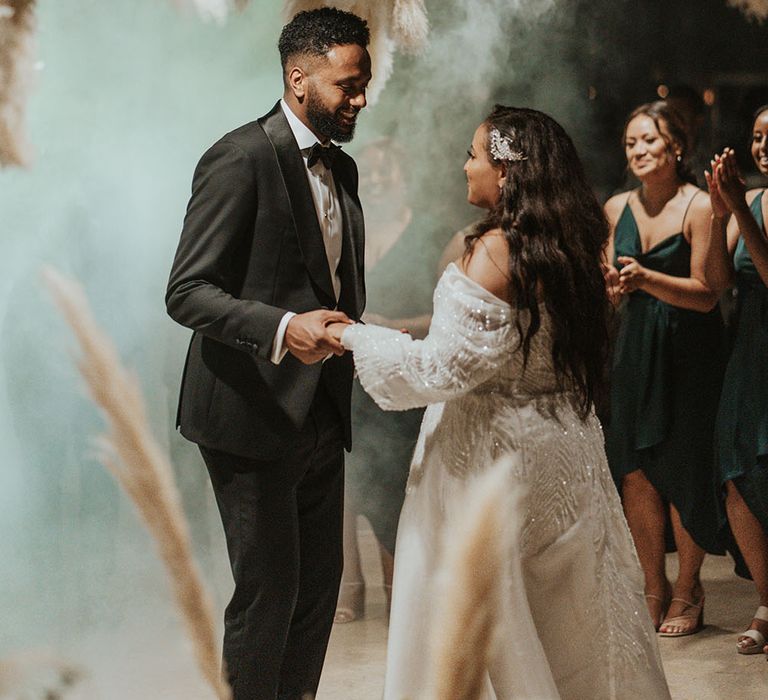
[329, 105, 670, 699]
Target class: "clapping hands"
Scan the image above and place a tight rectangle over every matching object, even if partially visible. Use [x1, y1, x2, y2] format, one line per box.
[705, 148, 747, 217]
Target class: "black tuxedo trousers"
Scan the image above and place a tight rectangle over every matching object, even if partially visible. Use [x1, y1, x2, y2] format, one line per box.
[200, 380, 344, 700]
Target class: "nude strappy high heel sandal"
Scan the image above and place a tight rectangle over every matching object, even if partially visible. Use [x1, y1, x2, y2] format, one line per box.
[737, 605, 768, 654]
[658, 596, 705, 637]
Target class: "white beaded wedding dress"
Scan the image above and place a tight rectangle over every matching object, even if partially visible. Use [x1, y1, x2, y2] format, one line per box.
[342, 262, 671, 700]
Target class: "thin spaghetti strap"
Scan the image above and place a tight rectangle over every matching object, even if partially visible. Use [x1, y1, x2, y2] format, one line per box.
[680, 189, 702, 231]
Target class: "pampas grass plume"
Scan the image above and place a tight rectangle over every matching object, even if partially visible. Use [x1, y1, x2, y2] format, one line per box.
[728, 0, 768, 20]
[392, 0, 429, 53]
[429, 458, 521, 700]
[170, 0, 249, 23]
[0, 0, 37, 167]
[43, 266, 231, 700]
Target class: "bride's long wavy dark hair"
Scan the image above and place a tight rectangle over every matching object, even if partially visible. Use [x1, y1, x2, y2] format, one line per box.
[464, 105, 610, 417]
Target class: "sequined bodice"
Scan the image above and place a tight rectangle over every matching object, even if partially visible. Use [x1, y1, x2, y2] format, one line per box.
[439, 264, 562, 399]
[343, 262, 587, 488]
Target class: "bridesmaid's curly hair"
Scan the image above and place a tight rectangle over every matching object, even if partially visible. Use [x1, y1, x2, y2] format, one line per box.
[464, 105, 610, 417]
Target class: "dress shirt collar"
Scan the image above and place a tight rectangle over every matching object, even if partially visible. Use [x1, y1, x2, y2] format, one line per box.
[280, 98, 325, 151]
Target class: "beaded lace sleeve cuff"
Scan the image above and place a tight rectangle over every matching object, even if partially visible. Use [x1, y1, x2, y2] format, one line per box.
[343, 264, 518, 411]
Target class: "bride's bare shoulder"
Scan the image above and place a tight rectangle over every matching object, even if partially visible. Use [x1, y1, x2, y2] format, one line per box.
[456, 229, 513, 304]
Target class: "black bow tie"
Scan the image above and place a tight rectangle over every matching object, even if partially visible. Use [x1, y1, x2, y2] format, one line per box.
[307, 142, 341, 170]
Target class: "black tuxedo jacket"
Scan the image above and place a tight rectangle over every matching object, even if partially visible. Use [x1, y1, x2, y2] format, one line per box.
[166, 102, 365, 459]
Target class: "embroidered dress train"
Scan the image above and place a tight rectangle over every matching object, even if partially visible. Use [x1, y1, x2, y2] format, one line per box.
[342, 263, 670, 700]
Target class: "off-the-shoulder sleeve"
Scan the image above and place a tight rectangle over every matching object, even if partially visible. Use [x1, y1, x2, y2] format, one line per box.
[342, 270, 519, 410]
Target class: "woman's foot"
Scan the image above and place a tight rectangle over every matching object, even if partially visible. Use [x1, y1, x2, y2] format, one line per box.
[658, 586, 705, 637]
[334, 581, 365, 624]
[736, 605, 768, 654]
[644, 583, 672, 631]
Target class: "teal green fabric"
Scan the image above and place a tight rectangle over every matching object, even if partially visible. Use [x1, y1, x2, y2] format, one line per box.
[716, 190, 768, 535]
[606, 200, 727, 554]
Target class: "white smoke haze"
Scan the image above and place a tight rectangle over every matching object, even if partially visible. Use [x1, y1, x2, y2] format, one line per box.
[363, 0, 601, 225]
[0, 0, 278, 689]
[0, 1, 766, 696]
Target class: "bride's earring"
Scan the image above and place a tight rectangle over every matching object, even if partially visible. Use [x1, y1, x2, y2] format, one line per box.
[498, 165, 507, 194]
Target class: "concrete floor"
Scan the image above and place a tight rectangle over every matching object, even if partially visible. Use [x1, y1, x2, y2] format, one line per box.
[318, 527, 768, 700]
[19, 525, 764, 699]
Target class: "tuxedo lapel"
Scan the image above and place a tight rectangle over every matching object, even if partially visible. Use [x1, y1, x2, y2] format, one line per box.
[259, 103, 336, 308]
[333, 159, 365, 319]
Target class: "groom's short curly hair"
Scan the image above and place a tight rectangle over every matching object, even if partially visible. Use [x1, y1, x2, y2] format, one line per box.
[278, 7, 370, 71]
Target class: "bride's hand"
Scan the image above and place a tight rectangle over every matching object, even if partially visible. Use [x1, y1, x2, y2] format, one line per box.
[326, 321, 353, 346]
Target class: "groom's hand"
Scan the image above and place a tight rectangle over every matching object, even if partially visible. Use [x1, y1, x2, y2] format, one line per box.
[285, 310, 352, 364]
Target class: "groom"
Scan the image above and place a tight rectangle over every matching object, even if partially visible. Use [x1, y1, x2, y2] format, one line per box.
[166, 8, 370, 699]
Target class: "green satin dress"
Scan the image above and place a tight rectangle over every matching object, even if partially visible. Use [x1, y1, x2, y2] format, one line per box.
[606, 199, 728, 554]
[716, 190, 768, 537]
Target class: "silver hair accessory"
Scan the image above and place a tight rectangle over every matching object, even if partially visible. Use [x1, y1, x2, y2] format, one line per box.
[489, 127, 527, 162]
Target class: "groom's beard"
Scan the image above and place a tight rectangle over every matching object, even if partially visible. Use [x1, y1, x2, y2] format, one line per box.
[306, 91, 358, 144]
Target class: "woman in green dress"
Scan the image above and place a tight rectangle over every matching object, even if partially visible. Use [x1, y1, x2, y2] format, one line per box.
[705, 105, 768, 654]
[335, 139, 447, 623]
[603, 101, 727, 636]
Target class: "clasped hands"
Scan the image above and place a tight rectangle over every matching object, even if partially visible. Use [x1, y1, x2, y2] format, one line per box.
[284, 309, 355, 365]
[602, 257, 650, 302]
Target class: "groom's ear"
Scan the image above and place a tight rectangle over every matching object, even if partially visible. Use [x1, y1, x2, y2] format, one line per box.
[287, 65, 308, 100]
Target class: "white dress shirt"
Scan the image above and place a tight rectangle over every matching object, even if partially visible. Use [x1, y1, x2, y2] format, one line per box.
[270, 99, 344, 364]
